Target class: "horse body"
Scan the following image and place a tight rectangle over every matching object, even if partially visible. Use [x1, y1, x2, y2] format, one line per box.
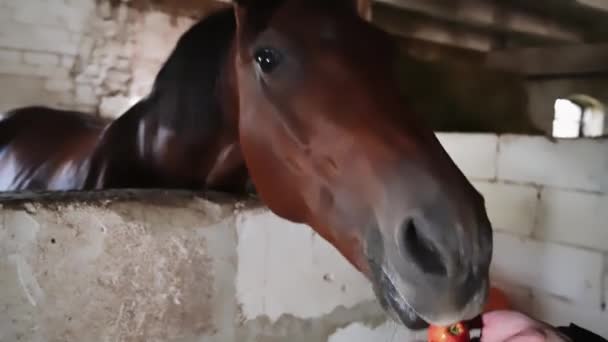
[0, 0, 494, 330]
[0, 107, 107, 190]
[84, 8, 247, 192]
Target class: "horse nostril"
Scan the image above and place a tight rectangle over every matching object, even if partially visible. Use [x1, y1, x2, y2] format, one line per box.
[401, 218, 448, 276]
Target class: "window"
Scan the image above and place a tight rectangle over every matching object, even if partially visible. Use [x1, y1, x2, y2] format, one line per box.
[552, 95, 605, 138]
[553, 99, 582, 138]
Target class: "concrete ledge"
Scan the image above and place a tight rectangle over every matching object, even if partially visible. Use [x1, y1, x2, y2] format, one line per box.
[0, 192, 238, 342]
[0, 191, 411, 342]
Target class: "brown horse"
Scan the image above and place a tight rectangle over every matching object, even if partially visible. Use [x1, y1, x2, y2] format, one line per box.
[0, 0, 493, 329]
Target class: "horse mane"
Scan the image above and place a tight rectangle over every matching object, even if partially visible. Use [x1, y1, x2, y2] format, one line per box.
[137, 7, 237, 140]
[113, 0, 358, 141]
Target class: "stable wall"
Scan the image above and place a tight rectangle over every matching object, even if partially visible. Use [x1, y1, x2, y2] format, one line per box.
[0, 192, 413, 342]
[0, 0, 223, 118]
[1, 133, 607, 342]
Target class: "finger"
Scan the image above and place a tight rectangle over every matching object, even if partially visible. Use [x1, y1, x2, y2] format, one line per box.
[504, 328, 547, 342]
[483, 311, 536, 327]
[482, 329, 545, 342]
[481, 312, 544, 342]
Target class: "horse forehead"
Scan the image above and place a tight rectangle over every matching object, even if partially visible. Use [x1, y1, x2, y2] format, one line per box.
[272, 4, 357, 43]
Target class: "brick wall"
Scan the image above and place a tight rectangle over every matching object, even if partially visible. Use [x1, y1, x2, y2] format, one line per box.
[0, 0, 201, 118]
[437, 133, 608, 336]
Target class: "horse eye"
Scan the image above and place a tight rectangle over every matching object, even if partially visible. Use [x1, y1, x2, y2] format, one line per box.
[254, 48, 282, 73]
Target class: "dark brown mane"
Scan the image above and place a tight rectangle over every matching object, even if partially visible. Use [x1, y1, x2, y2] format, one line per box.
[146, 7, 236, 141]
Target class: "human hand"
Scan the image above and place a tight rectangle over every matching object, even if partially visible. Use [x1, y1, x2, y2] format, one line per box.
[479, 311, 572, 342]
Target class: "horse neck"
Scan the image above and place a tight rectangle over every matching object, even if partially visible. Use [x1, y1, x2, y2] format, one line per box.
[216, 42, 240, 137]
[94, 50, 241, 187]
[138, 47, 239, 152]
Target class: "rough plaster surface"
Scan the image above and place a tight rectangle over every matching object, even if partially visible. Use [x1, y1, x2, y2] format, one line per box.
[0, 193, 240, 342]
[235, 209, 375, 323]
[0, 192, 403, 342]
[0, 0, 205, 118]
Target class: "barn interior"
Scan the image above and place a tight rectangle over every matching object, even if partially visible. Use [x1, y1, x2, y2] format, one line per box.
[0, 0, 607, 341]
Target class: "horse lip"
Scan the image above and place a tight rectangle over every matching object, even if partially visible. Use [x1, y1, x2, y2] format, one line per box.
[381, 270, 430, 330]
[366, 250, 428, 329]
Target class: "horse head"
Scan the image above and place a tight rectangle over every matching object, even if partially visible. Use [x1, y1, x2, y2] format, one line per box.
[230, 0, 493, 329]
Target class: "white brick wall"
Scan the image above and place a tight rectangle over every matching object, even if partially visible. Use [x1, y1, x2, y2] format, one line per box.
[536, 188, 608, 251]
[530, 291, 608, 338]
[23, 51, 61, 66]
[0, 49, 21, 63]
[436, 133, 608, 338]
[436, 133, 498, 180]
[0, 0, 199, 117]
[491, 232, 603, 307]
[473, 181, 539, 236]
[0, 21, 80, 55]
[235, 209, 375, 323]
[497, 135, 608, 192]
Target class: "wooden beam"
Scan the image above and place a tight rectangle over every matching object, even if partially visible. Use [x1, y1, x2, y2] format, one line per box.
[219, 0, 373, 20]
[577, 0, 608, 12]
[374, 6, 498, 52]
[393, 36, 486, 64]
[486, 43, 608, 76]
[374, 0, 583, 43]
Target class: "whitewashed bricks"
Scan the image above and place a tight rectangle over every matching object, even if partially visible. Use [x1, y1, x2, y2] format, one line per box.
[497, 135, 608, 192]
[536, 188, 608, 252]
[435, 133, 498, 180]
[23, 52, 60, 67]
[0, 0, 200, 117]
[491, 232, 604, 307]
[0, 49, 21, 63]
[473, 181, 539, 236]
[529, 290, 608, 338]
[235, 209, 375, 322]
